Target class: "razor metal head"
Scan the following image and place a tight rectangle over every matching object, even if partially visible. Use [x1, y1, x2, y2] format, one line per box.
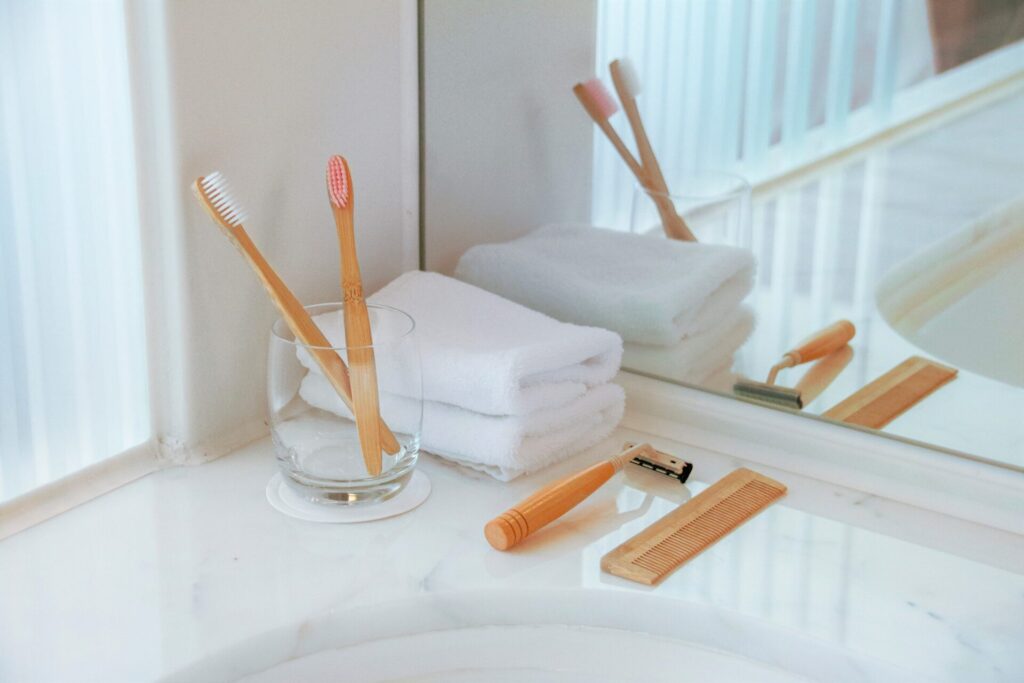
[733, 379, 804, 410]
[623, 442, 693, 483]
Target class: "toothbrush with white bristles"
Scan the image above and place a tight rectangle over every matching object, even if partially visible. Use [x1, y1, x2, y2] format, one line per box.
[192, 172, 401, 457]
[326, 155, 384, 476]
[573, 76, 692, 241]
[608, 58, 696, 242]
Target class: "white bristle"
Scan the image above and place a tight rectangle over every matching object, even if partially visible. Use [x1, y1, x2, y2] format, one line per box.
[619, 58, 642, 97]
[200, 171, 248, 226]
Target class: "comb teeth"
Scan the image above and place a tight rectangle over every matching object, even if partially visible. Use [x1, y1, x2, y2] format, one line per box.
[326, 155, 350, 208]
[200, 172, 248, 226]
[602, 469, 786, 585]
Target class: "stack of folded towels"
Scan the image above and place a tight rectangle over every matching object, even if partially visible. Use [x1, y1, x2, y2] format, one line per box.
[455, 224, 756, 390]
[296, 271, 625, 481]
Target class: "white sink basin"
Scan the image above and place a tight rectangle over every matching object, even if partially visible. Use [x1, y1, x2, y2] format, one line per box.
[168, 590, 908, 682]
[877, 195, 1024, 387]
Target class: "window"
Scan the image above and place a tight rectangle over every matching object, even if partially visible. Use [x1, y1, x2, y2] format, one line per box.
[592, 0, 1024, 228]
[0, 0, 150, 502]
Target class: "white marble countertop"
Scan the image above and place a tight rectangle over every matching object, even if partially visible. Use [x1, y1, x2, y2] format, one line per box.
[2, 424, 1023, 682]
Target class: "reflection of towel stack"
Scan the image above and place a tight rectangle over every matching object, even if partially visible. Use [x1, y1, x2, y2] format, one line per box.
[623, 306, 755, 390]
[455, 224, 755, 384]
[297, 271, 625, 481]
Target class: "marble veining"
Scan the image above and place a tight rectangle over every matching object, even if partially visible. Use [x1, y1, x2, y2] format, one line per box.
[1, 430, 1022, 681]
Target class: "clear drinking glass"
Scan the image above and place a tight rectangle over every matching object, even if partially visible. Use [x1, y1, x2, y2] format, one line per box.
[630, 171, 751, 245]
[267, 303, 421, 505]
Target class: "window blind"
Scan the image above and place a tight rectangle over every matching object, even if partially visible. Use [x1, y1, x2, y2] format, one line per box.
[591, 0, 942, 229]
[0, 0, 150, 501]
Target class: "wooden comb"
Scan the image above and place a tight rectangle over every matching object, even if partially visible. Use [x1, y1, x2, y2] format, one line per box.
[823, 355, 957, 429]
[601, 468, 786, 585]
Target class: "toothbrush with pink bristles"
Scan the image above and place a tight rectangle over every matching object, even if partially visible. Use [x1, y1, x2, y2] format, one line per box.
[327, 155, 385, 476]
[573, 61, 695, 241]
[573, 77, 648, 184]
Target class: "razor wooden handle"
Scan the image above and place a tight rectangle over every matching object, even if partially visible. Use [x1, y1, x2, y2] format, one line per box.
[485, 460, 620, 551]
[785, 320, 856, 365]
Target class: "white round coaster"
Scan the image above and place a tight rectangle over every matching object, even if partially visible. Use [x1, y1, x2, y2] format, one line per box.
[266, 470, 431, 523]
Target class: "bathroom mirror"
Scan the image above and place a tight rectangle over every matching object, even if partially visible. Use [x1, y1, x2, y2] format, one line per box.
[421, 0, 1024, 471]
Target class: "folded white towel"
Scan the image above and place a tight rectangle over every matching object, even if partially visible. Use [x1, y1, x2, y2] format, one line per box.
[622, 306, 755, 385]
[299, 373, 625, 481]
[455, 224, 755, 346]
[299, 271, 623, 416]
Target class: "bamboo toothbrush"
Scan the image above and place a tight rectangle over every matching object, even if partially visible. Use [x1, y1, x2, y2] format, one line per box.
[326, 156, 384, 476]
[608, 58, 696, 242]
[192, 172, 400, 458]
[573, 78, 649, 184]
[573, 77, 689, 241]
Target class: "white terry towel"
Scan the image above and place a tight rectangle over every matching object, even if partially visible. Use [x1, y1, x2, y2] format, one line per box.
[299, 271, 623, 416]
[299, 373, 625, 481]
[455, 224, 755, 346]
[622, 306, 755, 385]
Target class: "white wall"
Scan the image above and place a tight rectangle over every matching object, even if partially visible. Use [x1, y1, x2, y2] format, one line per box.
[129, 0, 418, 461]
[423, 0, 597, 273]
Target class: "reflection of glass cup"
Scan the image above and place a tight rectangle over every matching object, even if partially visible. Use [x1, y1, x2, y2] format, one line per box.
[267, 303, 421, 505]
[630, 172, 751, 245]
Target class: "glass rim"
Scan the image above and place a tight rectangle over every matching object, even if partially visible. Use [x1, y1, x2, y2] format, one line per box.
[634, 170, 750, 201]
[270, 301, 416, 351]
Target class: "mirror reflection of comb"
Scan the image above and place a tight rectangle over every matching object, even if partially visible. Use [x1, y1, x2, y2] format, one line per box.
[825, 356, 958, 430]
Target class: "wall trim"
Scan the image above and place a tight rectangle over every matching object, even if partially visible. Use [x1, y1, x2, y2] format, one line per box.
[618, 371, 1024, 535]
[0, 441, 163, 541]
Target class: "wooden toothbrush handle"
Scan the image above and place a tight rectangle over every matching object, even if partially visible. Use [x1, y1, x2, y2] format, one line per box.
[231, 228, 401, 455]
[342, 296, 384, 476]
[625, 105, 694, 243]
[785, 320, 856, 366]
[593, 114, 684, 242]
[335, 204, 385, 476]
[485, 460, 619, 551]
[609, 61, 696, 242]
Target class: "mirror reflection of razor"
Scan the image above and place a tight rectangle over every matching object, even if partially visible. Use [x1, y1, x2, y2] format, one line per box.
[734, 320, 856, 410]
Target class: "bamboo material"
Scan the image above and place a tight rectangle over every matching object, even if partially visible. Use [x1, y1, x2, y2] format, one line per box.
[485, 443, 659, 551]
[793, 344, 854, 406]
[765, 319, 856, 384]
[572, 83, 648, 182]
[192, 177, 401, 456]
[734, 320, 856, 409]
[327, 156, 384, 476]
[572, 81, 683, 241]
[824, 355, 957, 429]
[602, 468, 786, 585]
[608, 59, 696, 242]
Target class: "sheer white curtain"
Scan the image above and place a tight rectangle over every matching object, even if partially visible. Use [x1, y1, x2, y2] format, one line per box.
[591, 0, 940, 228]
[0, 0, 150, 501]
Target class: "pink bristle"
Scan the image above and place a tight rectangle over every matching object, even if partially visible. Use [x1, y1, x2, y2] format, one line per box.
[326, 155, 350, 208]
[581, 78, 619, 119]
